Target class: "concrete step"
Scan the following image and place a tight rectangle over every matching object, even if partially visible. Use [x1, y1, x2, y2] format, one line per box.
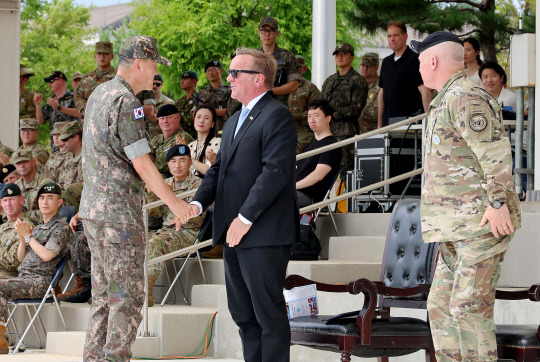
[328, 236, 386, 261]
[191, 284, 226, 308]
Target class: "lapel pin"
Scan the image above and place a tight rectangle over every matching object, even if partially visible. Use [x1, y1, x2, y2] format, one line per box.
[250, 116, 253, 120]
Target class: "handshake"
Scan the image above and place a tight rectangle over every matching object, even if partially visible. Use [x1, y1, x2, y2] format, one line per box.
[171, 199, 201, 230]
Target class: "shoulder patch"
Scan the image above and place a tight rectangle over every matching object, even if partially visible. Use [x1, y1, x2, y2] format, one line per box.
[469, 114, 487, 132]
[133, 106, 145, 120]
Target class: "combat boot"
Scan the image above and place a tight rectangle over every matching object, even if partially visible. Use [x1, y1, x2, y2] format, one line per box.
[148, 276, 157, 307]
[0, 325, 8, 354]
[65, 278, 91, 303]
[202, 244, 223, 259]
[58, 275, 84, 301]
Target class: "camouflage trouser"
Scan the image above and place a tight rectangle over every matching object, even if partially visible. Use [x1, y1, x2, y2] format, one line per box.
[427, 237, 506, 361]
[71, 233, 91, 278]
[0, 277, 48, 324]
[82, 219, 145, 362]
[335, 134, 355, 178]
[147, 229, 197, 279]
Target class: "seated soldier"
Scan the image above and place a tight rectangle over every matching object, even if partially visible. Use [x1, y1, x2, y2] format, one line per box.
[150, 104, 194, 177]
[146, 144, 204, 306]
[12, 149, 53, 224]
[0, 182, 72, 354]
[0, 184, 35, 279]
[18, 118, 49, 166]
[43, 121, 72, 182]
[1, 164, 20, 185]
[296, 99, 342, 208]
[0, 141, 14, 166]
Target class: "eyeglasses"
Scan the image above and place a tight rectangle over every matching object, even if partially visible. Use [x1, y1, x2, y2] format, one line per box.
[153, 82, 163, 87]
[259, 28, 276, 35]
[49, 78, 62, 84]
[227, 69, 260, 79]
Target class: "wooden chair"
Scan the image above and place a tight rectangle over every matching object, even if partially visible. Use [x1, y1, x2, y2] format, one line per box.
[285, 199, 437, 361]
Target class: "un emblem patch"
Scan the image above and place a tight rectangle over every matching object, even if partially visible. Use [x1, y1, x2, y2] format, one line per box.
[469, 115, 487, 132]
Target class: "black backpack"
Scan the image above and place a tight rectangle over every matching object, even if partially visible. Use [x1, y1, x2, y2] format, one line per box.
[291, 217, 321, 260]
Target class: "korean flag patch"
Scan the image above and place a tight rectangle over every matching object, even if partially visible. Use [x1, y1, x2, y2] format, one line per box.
[133, 106, 145, 120]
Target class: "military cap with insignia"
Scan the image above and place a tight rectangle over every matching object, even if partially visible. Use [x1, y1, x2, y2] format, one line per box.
[361, 52, 379, 67]
[119, 36, 171, 66]
[19, 118, 39, 130]
[410, 31, 463, 54]
[0, 183, 22, 199]
[0, 165, 16, 183]
[37, 181, 62, 197]
[44, 71, 67, 83]
[205, 60, 222, 72]
[166, 144, 191, 162]
[51, 121, 70, 135]
[71, 72, 84, 81]
[259, 16, 278, 30]
[295, 55, 306, 67]
[95, 41, 114, 54]
[181, 70, 198, 80]
[59, 120, 83, 141]
[157, 104, 179, 118]
[333, 42, 354, 56]
[10, 149, 33, 164]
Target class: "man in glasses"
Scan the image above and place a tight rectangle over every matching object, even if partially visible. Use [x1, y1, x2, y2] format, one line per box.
[19, 64, 36, 119]
[144, 73, 174, 138]
[257, 16, 301, 106]
[174, 70, 199, 138]
[17, 118, 49, 166]
[34, 71, 82, 153]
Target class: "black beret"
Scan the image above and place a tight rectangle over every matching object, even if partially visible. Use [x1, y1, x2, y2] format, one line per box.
[157, 104, 179, 118]
[37, 182, 62, 197]
[0, 164, 16, 182]
[410, 31, 463, 54]
[166, 144, 191, 162]
[0, 183, 22, 199]
[205, 60, 222, 72]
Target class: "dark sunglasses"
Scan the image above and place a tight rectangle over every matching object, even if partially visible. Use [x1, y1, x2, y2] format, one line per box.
[49, 78, 62, 84]
[153, 82, 163, 87]
[227, 69, 260, 79]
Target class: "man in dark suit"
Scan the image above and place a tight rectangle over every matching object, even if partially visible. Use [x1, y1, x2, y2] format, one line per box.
[189, 47, 298, 362]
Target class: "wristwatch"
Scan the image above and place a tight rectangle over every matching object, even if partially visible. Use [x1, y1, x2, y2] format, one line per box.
[24, 235, 31, 244]
[490, 200, 505, 209]
[56, 104, 62, 111]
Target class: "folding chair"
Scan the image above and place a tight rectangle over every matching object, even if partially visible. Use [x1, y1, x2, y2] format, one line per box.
[6, 254, 69, 353]
[312, 170, 340, 236]
[161, 209, 213, 306]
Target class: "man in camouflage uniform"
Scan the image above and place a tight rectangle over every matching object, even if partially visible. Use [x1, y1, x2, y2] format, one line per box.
[257, 16, 302, 106]
[146, 144, 204, 306]
[288, 55, 321, 153]
[412, 32, 521, 361]
[0, 184, 35, 279]
[74, 41, 116, 117]
[71, 72, 84, 91]
[358, 52, 380, 134]
[175, 70, 198, 138]
[0, 182, 71, 354]
[197, 60, 232, 133]
[57, 121, 83, 190]
[43, 121, 72, 182]
[12, 149, 52, 224]
[0, 142, 14, 166]
[19, 64, 36, 119]
[18, 118, 49, 165]
[1, 165, 20, 185]
[77, 36, 193, 361]
[35, 71, 82, 153]
[321, 42, 368, 177]
[150, 104, 194, 177]
[143, 74, 174, 139]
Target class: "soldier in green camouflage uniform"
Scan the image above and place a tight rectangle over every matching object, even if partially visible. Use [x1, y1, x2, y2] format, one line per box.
[358, 52, 380, 134]
[412, 32, 521, 362]
[146, 145, 204, 306]
[150, 104, 194, 177]
[145, 74, 174, 138]
[321, 42, 368, 177]
[57, 121, 83, 190]
[257, 17, 302, 106]
[0, 142, 14, 166]
[78, 36, 192, 361]
[175, 71, 198, 138]
[74, 41, 116, 117]
[0, 184, 35, 279]
[18, 118, 49, 165]
[288, 55, 321, 153]
[43, 121, 72, 182]
[19, 64, 36, 119]
[197, 60, 232, 133]
[0, 182, 71, 342]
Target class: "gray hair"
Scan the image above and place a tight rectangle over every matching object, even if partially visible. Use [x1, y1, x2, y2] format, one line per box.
[236, 47, 277, 89]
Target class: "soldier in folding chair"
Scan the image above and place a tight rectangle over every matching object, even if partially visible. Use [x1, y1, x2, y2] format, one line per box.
[0, 182, 72, 354]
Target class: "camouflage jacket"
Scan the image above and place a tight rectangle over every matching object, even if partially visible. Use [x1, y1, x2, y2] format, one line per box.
[58, 151, 83, 188]
[20, 88, 37, 119]
[44, 150, 72, 182]
[20, 143, 50, 165]
[259, 45, 302, 106]
[288, 77, 321, 144]
[19, 213, 72, 284]
[197, 83, 231, 133]
[74, 66, 117, 115]
[175, 92, 198, 138]
[0, 141, 14, 159]
[358, 76, 380, 134]
[0, 214, 34, 279]
[150, 129, 194, 176]
[16, 172, 53, 224]
[41, 89, 81, 130]
[321, 68, 368, 137]
[79, 75, 150, 229]
[137, 90, 160, 139]
[421, 70, 521, 244]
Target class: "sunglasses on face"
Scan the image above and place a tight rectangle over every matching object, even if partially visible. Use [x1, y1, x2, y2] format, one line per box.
[227, 69, 260, 79]
[49, 78, 62, 84]
[153, 82, 163, 87]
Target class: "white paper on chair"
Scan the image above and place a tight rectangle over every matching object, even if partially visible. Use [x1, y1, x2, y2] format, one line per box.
[283, 284, 318, 319]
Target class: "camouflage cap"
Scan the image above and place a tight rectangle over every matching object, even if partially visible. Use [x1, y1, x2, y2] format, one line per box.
[333, 42, 354, 56]
[59, 120, 83, 141]
[205, 60, 222, 72]
[259, 16, 278, 30]
[62, 183, 83, 208]
[0, 164, 16, 182]
[37, 181, 62, 196]
[20, 64, 35, 77]
[181, 70, 198, 80]
[20, 118, 39, 130]
[166, 144, 191, 162]
[10, 149, 33, 164]
[71, 72, 84, 81]
[0, 183, 21, 199]
[51, 121, 69, 135]
[119, 36, 172, 66]
[361, 52, 379, 67]
[295, 55, 306, 67]
[95, 41, 113, 54]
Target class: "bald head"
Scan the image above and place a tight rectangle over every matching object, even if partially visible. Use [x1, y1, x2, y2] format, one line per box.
[419, 41, 464, 91]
